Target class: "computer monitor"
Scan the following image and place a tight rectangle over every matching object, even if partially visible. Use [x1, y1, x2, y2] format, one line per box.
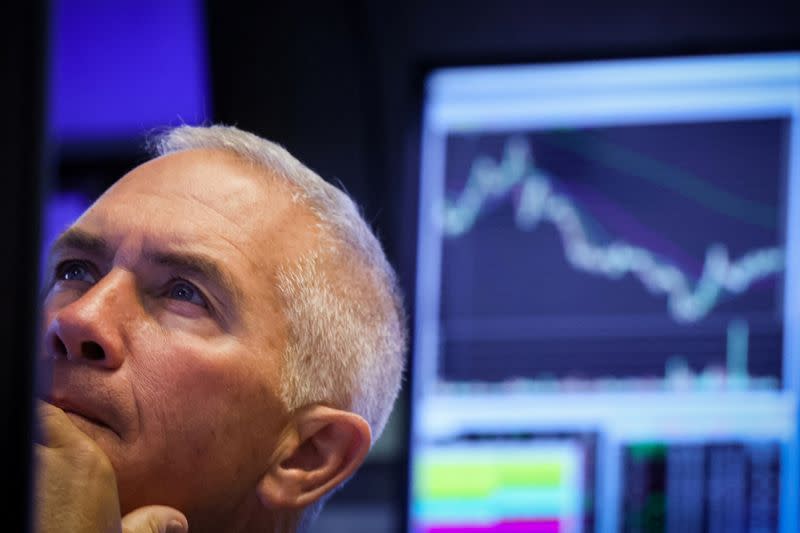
[409, 52, 800, 532]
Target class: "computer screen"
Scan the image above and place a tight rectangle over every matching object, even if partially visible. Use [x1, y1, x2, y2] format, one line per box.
[409, 52, 800, 532]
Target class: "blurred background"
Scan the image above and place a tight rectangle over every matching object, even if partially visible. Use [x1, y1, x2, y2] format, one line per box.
[4, 1, 800, 532]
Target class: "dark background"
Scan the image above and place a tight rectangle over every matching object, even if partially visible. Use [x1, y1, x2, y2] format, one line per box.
[3, 1, 799, 531]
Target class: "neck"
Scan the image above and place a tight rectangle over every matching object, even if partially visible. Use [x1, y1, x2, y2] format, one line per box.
[222, 493, 300, 533]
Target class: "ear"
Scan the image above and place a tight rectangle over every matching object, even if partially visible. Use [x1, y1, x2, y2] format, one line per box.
[256, 405, 372, 510]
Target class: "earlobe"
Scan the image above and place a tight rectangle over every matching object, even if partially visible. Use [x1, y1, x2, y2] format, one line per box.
[256, 406, 372, 510]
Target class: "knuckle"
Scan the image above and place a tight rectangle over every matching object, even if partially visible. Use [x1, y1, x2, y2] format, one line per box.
[73, 440, 114, 474]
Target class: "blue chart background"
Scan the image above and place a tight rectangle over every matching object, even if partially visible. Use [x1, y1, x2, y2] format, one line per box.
[439, 118, 789, 384]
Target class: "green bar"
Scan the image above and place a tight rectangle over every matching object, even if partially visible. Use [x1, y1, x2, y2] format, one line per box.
[415, 460, 565, 499]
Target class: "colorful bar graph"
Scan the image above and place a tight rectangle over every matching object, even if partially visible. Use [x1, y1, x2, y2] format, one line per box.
[413, 441, 584, 533]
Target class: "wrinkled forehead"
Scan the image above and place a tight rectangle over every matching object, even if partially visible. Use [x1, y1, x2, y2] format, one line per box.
[106, 148, 282, 214]
[78, 148, 320, 276]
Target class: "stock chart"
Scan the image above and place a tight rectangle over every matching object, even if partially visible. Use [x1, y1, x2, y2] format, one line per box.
[410, 52, 800, 533]
[438, 119, 787, 392]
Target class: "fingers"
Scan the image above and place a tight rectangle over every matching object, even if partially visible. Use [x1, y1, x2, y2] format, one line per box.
[121, 506, 188, 533]
[35, 402, 188, 533]
[35, 400, 85, 448]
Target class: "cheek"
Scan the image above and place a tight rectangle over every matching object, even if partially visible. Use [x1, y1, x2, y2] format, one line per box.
[130, 334, 285, 464]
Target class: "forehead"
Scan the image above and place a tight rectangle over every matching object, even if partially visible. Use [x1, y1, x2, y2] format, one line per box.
[74, 148, 318, 298]
[86, 148, 312, 250]
[99, 149, 284, 228]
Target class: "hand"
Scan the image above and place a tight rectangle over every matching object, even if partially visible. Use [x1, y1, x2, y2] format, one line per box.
[34, 401, 189, 533]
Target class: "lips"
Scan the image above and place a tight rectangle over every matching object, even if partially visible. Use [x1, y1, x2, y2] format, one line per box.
[46, 395, 117, 436]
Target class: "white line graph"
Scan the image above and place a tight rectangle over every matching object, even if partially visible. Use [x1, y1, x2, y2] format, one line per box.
[443, 137, 785, 323]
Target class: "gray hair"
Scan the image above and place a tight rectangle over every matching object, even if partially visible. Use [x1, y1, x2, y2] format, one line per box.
[151, 124, 406, 441]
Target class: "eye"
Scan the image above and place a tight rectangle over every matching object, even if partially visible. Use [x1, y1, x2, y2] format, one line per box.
[167, 280, 207, 307]
[55, 260, 97, 284]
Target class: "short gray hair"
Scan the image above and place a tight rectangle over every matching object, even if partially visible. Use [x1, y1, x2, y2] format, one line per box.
[152, 124, 406, 440]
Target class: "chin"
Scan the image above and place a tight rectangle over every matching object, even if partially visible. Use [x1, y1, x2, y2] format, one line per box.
[64, 411, 117, 439]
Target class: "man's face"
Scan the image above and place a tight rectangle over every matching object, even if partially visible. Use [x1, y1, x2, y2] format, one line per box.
[40, 149, 314, 526]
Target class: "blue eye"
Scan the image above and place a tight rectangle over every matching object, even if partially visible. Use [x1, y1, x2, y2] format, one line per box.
[168, 280, 207, 307]
[57, 260, 96, 283]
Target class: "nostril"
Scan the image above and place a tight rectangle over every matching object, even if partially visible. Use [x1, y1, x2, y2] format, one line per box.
[50, 336, 68, 359]
[81, 341, 105, 361]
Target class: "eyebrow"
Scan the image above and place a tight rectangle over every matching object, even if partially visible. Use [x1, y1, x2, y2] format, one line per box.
[49, 227, 111, 262]
[143, 249, 245, 309]
[49, 227, 245, 310]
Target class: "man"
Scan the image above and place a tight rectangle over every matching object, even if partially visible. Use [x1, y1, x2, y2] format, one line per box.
[34, 125, 407, 533]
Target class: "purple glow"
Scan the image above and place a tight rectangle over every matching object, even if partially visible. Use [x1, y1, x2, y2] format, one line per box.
[40, 192, 91, 283]
[50, 0, 209, 142]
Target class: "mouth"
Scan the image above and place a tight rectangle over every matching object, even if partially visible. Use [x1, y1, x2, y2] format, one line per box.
[63, 409, 109, 428]
[45, 397, 118, 437]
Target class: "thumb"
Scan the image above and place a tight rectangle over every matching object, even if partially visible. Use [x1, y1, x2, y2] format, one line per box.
[121, 505, 188, 533]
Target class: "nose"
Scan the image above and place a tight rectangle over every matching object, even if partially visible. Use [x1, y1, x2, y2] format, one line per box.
[44, 270, 135, 370]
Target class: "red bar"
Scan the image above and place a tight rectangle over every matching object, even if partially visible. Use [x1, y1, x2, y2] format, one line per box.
[422, 518, 563, 533]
